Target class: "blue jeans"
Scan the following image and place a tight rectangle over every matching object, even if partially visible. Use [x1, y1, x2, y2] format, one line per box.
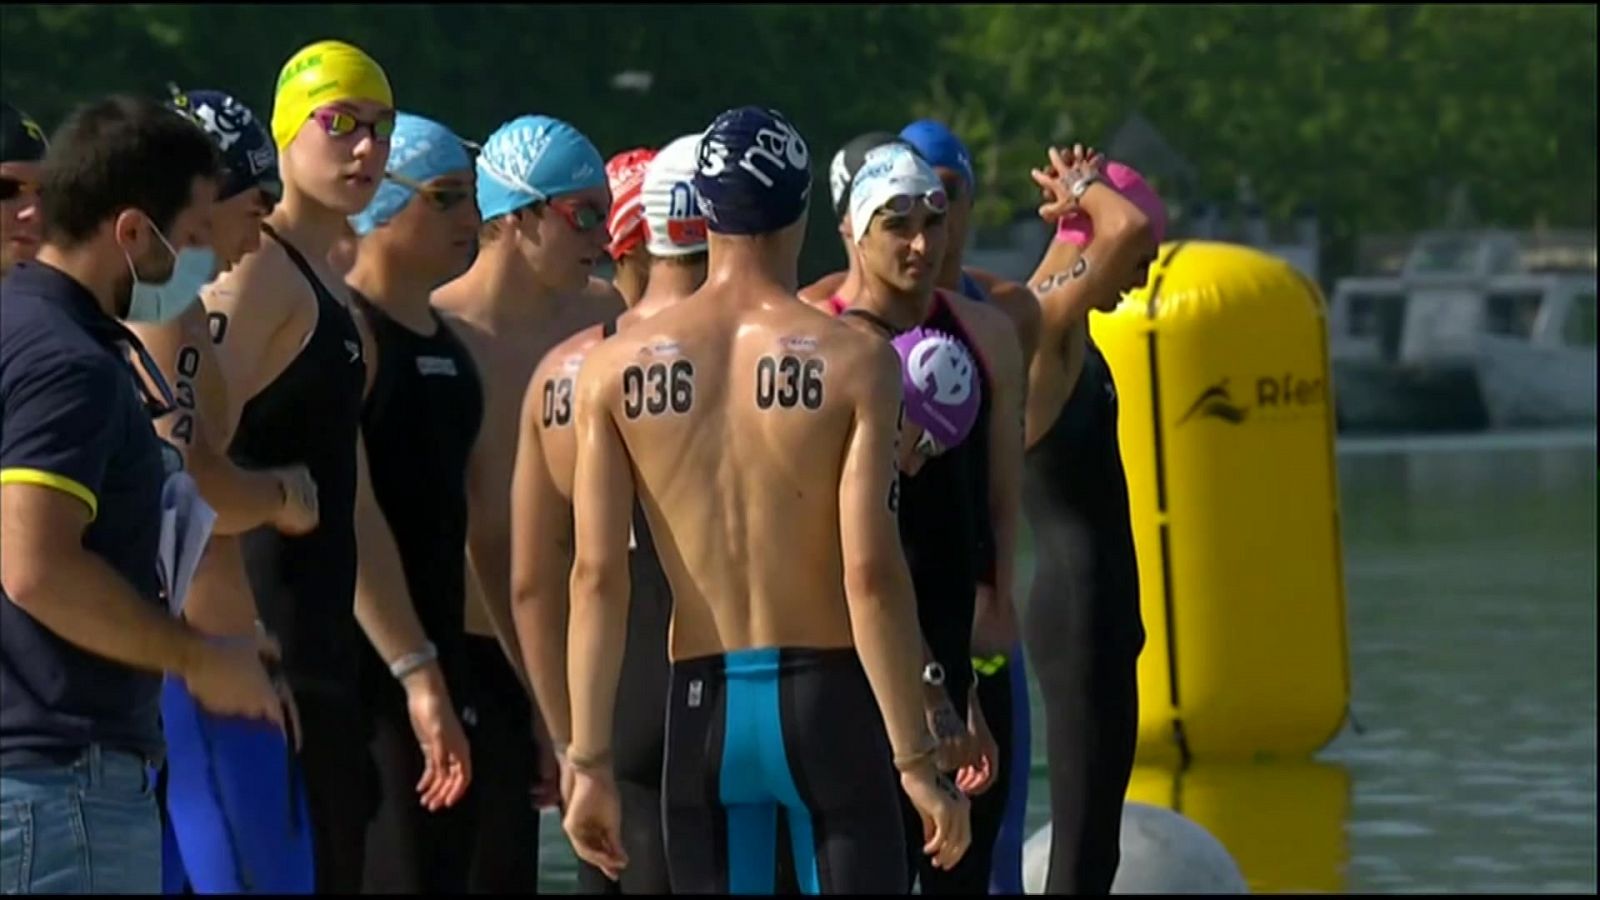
[0, 745, 161, 894]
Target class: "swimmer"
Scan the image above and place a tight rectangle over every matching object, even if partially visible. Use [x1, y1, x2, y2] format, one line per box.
[604, 147, 656, 305]
[126, 84, 321, 897]
[512, 132, 708, 895]
[431, 111, 624, 890]
[342, 111, 486, 893]
[828, 142, 1028, 894]
[810, 120, 1056, 894]
[186, 41, 471, 893]
[1, 100, 47, 272]
[1018, 145, 1166, 895]
[561, 106, 969, 894]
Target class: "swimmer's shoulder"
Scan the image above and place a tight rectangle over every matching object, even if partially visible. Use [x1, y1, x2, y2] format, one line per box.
[799, 269, 847, 307]
[533, 321, 606, 393]
[205, 238, 311, 316]
[946, 286, 1021, 348]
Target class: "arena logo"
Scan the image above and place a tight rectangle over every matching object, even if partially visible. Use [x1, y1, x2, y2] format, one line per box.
[1177, 374, 1325, 426]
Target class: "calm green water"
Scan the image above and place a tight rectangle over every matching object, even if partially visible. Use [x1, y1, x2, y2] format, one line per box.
[533, 430, 1598, 893]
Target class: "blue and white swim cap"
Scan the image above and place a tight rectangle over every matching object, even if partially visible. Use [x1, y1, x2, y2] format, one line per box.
[350, 111, 474, 236]
[692, 106, 810, 236]
[476, 114, 606, 221]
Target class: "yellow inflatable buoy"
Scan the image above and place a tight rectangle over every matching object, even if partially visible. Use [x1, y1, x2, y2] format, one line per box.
[1091, 240, 1350, 763]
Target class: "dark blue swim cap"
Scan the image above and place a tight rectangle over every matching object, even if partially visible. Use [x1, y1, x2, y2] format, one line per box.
[692, 106, 811, 236]
[166, 85, 280, 201]
[900, 119, 974, 194]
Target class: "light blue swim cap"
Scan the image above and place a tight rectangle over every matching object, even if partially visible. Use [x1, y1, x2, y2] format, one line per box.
[350, 111, 474, 236]
[476, 114, 606, 221]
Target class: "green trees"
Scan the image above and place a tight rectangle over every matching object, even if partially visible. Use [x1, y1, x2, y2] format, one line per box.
[4, 4, 1591, 280]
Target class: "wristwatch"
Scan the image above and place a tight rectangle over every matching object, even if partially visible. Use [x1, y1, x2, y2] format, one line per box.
[922, 661, 947, 688]
[1069, 172, 1103, 200]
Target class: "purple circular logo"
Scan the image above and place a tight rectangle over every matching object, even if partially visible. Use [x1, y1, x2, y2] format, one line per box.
[892, 327, 981, 451]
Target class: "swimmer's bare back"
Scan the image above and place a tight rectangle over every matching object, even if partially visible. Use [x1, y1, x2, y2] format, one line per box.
[571, 281, 901, 662]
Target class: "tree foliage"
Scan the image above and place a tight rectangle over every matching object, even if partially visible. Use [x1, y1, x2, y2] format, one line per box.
[3, 4, 1592, 280]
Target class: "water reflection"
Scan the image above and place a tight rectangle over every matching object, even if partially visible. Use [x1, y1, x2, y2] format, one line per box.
[1126, 758, 1352, 894]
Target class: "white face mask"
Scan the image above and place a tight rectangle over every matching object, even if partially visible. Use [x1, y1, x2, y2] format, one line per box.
[122, 216, 216, 323]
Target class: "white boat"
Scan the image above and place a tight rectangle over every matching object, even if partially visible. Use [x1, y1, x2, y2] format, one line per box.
[1328, 230, 1596, 431]
[1474, 274, 1596, 426]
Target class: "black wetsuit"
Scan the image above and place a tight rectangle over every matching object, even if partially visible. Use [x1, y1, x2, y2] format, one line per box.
[229, 224, 370, 893]
[348, 292, 485, 893]
[1021, 333, 1145, 894]
[841, 291, 1000, 895]
[573, 318, 675, 896]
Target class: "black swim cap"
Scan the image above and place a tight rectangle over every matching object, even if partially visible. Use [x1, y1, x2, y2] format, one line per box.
[692, 106, 811, 236]
[1, 101, 49, 163]
[828, 131, 914, 220]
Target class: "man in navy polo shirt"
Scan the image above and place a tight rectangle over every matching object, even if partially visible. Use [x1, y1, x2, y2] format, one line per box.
[0, 94, 284, 894]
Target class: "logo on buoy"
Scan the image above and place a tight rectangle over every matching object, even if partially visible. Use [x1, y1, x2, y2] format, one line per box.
[1179, 378, 1249, 425]
[1179, 374, 1326, 427]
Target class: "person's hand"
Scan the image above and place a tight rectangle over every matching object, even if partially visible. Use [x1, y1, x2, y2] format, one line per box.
[403, 664, 472, 811]
[269, 465, 319, 536]
[956, 686, 999, 796]
[1032, 145, 1106, 222]
[182, 631, 285, 732]
[900, 761, 973, 871]
[564, 763, 628, 881]
[924, 686, 979, 773]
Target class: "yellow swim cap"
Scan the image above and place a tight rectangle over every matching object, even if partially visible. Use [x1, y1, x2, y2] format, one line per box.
[271, 39, 394, 150]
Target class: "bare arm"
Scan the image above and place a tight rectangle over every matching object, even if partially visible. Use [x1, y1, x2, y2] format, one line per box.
[1, 483, 204, 676]
[352, 422, 433, 667]
[1027, 183, 1156, 353]
[564, 357, 635, 767]
[125, 313, 290, 537]
[840, 345, 940, 768]
[510, 367, 577, 750]
[465, 433, 535, 691]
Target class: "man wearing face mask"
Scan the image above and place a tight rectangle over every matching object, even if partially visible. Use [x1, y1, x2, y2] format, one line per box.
[0, 93, 283, 895]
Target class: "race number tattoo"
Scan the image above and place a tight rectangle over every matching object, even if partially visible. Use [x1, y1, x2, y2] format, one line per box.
[541, 377, 574, 427]
[622, 360, 695, 420]
[755, 355, 824, 410]
[1033, 256, 1090, 295]
[206, 311, 228, 345]
[168, 344, 203, 446]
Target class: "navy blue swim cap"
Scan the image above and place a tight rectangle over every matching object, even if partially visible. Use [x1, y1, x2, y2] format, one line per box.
[692, 106, 810, 236]
[166, 85, 280, 201]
